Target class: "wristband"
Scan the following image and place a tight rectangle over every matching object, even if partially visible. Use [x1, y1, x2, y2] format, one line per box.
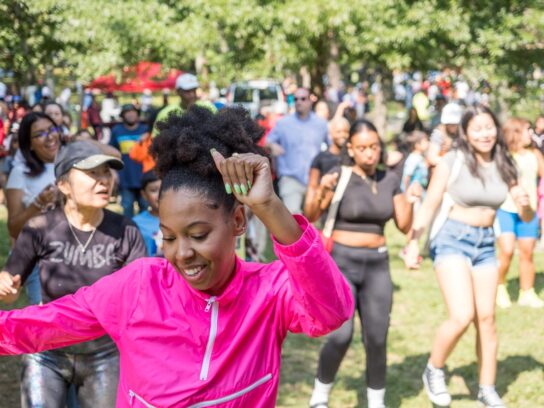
[32, 198, 48, 213]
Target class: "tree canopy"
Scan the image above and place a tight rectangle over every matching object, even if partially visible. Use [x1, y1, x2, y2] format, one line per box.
[0, 0, 542, 104]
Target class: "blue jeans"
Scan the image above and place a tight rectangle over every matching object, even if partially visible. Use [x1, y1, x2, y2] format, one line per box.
[24, 266, 42, 305]
[430, 218, 497, 269]
[120, 187, 147, 218]
[21, 348, 119, 408]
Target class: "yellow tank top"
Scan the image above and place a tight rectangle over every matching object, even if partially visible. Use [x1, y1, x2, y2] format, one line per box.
[501, 150, 538, 212]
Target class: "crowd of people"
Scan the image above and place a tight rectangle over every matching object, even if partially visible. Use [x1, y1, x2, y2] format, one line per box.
[0, 71, 542, 408]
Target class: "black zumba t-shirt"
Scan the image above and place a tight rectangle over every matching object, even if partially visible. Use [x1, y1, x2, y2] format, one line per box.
[5, 207, 147, 353]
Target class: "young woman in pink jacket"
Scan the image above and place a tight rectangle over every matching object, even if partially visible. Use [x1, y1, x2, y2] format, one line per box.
[0, 106, 354, 408]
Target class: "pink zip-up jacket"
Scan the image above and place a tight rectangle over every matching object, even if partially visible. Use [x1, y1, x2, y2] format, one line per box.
[0, 215, 353, 407]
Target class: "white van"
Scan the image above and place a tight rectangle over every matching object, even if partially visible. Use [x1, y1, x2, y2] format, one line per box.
[226, 80, 287, 118]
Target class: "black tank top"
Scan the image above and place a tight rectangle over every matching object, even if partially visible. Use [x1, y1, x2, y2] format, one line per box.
[333, 167, 402, 235]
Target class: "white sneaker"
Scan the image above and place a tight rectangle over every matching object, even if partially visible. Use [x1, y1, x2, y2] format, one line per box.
[518, 288, 544, 308]
[496, 284, 512, 308]
[422, 365, 451, 406]
[477, 387, 506, 407]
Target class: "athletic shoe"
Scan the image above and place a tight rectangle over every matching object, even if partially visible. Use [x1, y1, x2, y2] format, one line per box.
[496, 284, 512, 309]
[518, 288, 544, 308]
[368, 400, 386, 408]
[477, 387, 506, 407]
[422, 365, 451, 406]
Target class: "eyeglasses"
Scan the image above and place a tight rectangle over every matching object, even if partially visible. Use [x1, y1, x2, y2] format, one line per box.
[31, 126, 60, 140]
[294, 97, 308, 102]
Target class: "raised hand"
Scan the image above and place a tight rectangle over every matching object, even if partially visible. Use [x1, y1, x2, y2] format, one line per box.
[320, 172, 339, 191]
[34, 184, 59, 210]
[211, 149, 302, 244]
[0, 272, 21, 303]
[211, 149, 276, 209]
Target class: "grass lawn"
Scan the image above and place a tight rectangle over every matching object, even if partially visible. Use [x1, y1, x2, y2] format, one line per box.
[0, 207, 543, 407]
[276, 222, 544, 407]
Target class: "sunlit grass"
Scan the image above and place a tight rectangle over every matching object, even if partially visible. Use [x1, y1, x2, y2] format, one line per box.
[276, 222, 544, 407]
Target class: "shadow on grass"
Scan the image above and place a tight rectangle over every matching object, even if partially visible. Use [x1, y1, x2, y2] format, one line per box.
[450, 355, 544, 399]
[385, 353, 430, 407]
[288, 352, 544, 407]
[506, 271, 544, 300]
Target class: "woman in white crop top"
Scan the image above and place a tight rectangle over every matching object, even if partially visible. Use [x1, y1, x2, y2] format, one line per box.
[405, 106, 533, 408]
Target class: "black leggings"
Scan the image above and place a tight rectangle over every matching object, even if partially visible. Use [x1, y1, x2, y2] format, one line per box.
[317, 243, 393, 389]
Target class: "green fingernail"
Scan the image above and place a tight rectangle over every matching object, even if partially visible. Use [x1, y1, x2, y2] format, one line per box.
[248, 180, 252, 189]
[225, 183, 232, 194]
[234, 184, 241, 194]
[240, 184, 248, 196]
[210, 148, 217, 154]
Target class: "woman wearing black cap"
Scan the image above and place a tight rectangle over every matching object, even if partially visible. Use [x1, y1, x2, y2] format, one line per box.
[0, 141, 147, 407]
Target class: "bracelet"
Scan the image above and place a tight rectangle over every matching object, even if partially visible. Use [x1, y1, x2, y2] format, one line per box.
[32, 198, 47, 212]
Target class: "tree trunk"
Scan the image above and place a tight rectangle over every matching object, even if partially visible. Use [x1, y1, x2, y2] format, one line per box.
[300, 66, 311, 89]
[372, 72, 388, 139]
[326, 31, 341, 92]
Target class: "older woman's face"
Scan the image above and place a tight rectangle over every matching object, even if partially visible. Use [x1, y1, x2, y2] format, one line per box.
[159, 188, 245, 296]
[30, 118, 61, 163]
[58, 164, 113, 209]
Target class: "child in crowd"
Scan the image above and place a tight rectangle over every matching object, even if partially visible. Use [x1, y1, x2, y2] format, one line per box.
[133, 170, 162, 256]
[1, 130, 19, 180]
[401, 130, 430, 201]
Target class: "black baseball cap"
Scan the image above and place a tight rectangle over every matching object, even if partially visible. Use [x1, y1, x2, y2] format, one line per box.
[55, 141, 124, 179]
[141, 170, 159, 189]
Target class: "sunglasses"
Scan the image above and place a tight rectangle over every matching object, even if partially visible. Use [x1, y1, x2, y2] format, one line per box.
[31, 126, 60, 140]
[294, 97, 308, 102]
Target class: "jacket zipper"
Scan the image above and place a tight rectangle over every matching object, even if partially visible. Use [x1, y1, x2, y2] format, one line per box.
[128, 373, 272, 408]
[188, 373, 273, 408]
[129, 390, 156, 407]
[200, 296, 218, 381]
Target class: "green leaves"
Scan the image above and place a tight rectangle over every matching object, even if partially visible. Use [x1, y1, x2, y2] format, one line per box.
[1, 0, 542, 105]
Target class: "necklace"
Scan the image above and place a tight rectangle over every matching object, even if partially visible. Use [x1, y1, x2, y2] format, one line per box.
[357, 171, 378, 195]
[66, 218, 98, 253]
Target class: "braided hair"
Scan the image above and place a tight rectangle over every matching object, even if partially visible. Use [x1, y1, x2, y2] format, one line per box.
[151, 106, 264, 213]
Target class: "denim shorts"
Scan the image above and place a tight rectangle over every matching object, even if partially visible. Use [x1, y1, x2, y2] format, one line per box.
[430, 218, 497, 269]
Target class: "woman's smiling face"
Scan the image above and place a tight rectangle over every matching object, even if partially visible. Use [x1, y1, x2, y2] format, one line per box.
[159, 188, 246, 295]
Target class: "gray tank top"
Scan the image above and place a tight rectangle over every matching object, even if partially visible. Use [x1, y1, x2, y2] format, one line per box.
[444, 150, 508, 209]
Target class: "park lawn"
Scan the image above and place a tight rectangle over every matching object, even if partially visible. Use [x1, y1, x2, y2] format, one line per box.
[0, 208, 543, 407]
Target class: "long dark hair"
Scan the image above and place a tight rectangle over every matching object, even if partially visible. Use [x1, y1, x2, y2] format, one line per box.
[341, 119, 386, 167]
[18, 112, 58, 177]
[457, 106, 517, 186]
